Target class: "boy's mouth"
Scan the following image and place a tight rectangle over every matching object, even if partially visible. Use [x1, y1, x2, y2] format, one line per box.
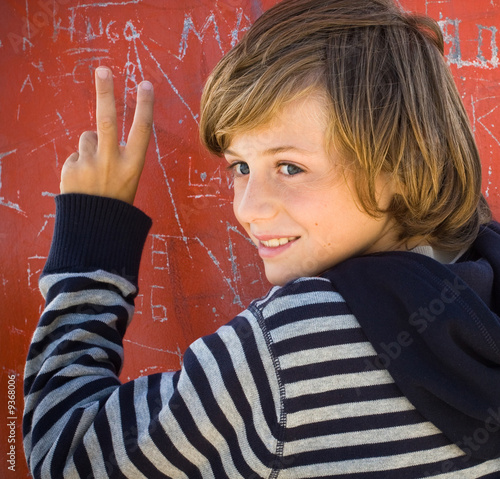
[260, 237, 299, 248]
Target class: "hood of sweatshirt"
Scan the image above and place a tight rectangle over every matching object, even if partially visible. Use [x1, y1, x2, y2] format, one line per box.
[323, 221, 500, 461]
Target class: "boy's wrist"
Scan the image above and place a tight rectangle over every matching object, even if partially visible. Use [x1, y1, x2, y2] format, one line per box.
[43, 193, 152, 285]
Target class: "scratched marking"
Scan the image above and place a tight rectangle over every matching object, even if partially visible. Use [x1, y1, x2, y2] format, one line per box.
[117, 20, 201, 249]
[176, 13, 225, 61]
[187, 194, 219, 199]
[0, 150, 25, 216]
[122, 50, 138, 145]
[439, 19, 499, 69]
[53, 9, 77, 42]
[25, 0, 31, 41]
[478, 104, 500, 147]
[485, 165, 494, 198]
[9, 326, 24, 336]
[151, 131, 190, 249]
[123, 338, 183, 368]
[119, 20, 148, 144]
[31, 61, 44, 71]
[69, 0, 142, 10]
[65, 47, 109, 55]
[151, 235, 171, 272]
[425, 0, 451, 15]
[188, 157, 223, 189]
[470, 95, 500, 147]
[225, 222, 265, 295]
[20, 75, 34, 92]
[38, 191, 57, 235]
[150, 233, 244, 307]
[27, 256, 46, 290]
[55, 112, 71, 139]
[469, 93, 500, 200]
[151, 285, 168, 322]
[37, 214, 55, 237]
[71, 55, 112, 84]
[477, 25, 499, 68]
[175, 10, 252, 59]
[230, 9, 252, 47]
[194, 235, 244, 307]
[139, 38, 199, 123]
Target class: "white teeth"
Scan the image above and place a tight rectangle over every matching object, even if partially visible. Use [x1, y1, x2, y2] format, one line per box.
[261, 237, 297, 247]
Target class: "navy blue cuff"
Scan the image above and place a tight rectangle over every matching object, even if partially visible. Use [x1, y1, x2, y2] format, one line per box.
[43, 194, 152, 286]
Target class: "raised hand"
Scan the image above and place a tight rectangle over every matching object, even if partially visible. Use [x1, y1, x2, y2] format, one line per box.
[60, 67, 154, 205]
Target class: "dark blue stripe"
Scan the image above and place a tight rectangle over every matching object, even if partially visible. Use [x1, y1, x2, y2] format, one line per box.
[49, 406, 85, 477]
[286, 433, 454, 467]
[31, 376, 119, 445]
[93, 396, 127, 478]
[286, 383, 405, 413]
[257, 278, 334, 309]
[45, 275, 134, 306]
[202, 324, 276, 473]
[287, 410, 428, 439]
[273, 327, 368, 357]
[30, 307, 129, 361]
[227, 314, 280, 435]
[281, 355, 374, 383]
[72, 440, 94, 477]
[265, 301, 352, 331]
[27, 338, 123, 398]
[147, 398, 203, 478]
[291, 452, 487, 478]
[117, 380, 171, 478]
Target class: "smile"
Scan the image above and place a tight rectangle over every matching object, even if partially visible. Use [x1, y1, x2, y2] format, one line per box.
[260, 237, 298, 248]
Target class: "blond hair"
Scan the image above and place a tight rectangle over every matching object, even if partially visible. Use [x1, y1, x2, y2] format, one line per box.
[200, 0, 491, 251]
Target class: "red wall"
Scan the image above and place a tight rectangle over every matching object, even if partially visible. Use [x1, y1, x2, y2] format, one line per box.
[1, 0, 499, 476]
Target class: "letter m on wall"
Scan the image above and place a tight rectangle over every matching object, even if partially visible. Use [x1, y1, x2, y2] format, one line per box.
[175, 13, 225, 60]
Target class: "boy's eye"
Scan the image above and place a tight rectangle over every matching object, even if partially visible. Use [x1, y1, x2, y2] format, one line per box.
[279, 163, 303, 176]
[229, 161, 250, 176]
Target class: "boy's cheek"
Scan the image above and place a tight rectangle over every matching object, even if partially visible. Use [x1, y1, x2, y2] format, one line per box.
[231, 188, 248, 223]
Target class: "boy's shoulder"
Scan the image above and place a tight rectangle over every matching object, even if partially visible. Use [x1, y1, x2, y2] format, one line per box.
[249, 276, 353, 333]
[253, 276, 344, 308]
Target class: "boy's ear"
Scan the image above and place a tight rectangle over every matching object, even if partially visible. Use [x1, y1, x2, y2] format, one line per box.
[377, 171, 401, 209]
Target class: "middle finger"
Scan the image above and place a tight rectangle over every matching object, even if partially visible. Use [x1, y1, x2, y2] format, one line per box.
[95, 67, 119, 158]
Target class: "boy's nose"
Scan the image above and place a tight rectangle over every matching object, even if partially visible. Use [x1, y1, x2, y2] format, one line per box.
[234, 175, 279, 224]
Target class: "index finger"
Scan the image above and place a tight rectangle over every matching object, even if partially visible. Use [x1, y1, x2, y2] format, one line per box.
[125, 80, 154, 163]
[95, 67, 119, 158]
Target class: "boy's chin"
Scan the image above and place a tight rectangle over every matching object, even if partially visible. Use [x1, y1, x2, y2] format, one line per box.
[263, 260, 335, 286]
[264, 265, 305, 287]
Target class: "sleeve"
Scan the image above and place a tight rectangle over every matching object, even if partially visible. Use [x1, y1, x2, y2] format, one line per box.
[23, 194, 282, 479]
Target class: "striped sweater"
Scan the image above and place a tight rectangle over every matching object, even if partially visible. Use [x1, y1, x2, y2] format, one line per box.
[23, 194, 500, 478]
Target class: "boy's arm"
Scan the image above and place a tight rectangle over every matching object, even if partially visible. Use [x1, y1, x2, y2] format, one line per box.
[23, 194, 279, 477]
[23, 193, 152, 477]
[23, 69, 281, 478]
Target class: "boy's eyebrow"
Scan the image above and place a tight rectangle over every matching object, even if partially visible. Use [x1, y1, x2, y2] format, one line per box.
[224, 145, 310, 157]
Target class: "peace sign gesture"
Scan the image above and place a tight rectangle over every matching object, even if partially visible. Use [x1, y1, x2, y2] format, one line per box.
[60, 67, 154, 205]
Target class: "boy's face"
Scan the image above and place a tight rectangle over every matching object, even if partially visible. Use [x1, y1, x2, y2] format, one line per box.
[224, 93, 398, 286]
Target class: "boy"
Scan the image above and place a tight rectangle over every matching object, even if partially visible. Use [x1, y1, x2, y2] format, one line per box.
[23, 0, 500, 477]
